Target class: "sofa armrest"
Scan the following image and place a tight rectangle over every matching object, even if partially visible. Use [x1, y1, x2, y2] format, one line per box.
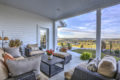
[6, 71, 36, 80]
[116, 61, 120, 80]
[71, 66, 113, 80]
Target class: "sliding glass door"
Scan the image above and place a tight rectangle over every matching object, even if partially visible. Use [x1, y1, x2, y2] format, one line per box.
[40, 28, 49, 50]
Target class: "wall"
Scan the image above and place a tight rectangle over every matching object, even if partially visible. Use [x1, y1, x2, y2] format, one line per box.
[0, 4, 53, 49]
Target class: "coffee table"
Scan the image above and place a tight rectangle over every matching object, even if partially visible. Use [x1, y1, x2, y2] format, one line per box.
[40, 55, 64, 77]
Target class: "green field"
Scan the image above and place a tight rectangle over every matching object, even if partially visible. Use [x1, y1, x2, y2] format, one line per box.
[72, 49, 120, 61]
[58, 39, 120, 50]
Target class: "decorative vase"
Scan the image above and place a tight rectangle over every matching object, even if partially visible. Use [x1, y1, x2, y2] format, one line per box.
[47, 55, 53, 60]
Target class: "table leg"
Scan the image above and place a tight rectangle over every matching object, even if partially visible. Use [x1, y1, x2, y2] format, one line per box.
[62, 62, 64, 69]
[49, 65, 51, 77]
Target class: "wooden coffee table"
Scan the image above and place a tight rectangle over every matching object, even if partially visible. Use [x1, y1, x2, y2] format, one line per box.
[40, 55, 64, 77]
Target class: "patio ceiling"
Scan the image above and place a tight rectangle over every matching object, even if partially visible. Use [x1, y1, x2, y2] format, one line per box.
[0, 0, 120, 20]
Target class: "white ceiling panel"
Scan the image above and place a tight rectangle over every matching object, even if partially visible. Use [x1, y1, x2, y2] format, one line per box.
[0, 0, 120, 20]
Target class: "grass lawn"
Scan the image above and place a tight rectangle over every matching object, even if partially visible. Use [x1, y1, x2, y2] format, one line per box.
[72, 49, 120, 61]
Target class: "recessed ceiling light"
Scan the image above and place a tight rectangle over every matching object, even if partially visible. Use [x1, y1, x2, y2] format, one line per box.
[56, 8, 61, 11]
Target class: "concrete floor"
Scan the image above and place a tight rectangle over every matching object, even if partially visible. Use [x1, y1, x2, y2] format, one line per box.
[47, 50, 88, 80]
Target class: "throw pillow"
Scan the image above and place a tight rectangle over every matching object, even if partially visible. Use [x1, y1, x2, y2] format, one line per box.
[0, 60, 9, 80]
[4, 47, 21, 58]
[6, 55, 41, 77]
[87, 58, 100, 72]
[97, 55, 117, 78]
[3, 53, 15, 62]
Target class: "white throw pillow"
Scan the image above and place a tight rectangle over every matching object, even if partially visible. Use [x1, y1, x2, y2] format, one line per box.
[97, 55, 117, 78]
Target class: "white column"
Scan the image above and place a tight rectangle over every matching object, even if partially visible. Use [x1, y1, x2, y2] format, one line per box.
[96, 9, 101, 59]
[53, 21, 57, 51]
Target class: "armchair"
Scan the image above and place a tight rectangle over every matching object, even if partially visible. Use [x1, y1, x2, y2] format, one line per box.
[25, 44, 45, 57]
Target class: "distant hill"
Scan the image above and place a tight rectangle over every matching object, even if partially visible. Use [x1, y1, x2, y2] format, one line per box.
[58, 38, 120, 41]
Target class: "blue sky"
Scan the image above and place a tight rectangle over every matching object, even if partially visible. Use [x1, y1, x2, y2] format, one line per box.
[58, 4, 120, 38]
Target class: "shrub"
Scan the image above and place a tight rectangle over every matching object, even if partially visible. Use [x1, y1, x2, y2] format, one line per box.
[101, 41, 106, 50]
[115, 49, 119, 54]
[80, 52, 92, 60]
[80, 45, 83, 48]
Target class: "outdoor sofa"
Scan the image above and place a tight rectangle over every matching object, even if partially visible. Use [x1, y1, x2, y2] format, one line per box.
[0, 48, 48, 80]
[65, 58, 120, 80]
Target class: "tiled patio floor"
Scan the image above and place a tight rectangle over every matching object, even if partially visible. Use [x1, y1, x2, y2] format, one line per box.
[48, 50, 88, 80]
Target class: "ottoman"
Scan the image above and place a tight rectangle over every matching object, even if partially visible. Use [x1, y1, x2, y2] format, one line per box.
[54, 52, 72, 64]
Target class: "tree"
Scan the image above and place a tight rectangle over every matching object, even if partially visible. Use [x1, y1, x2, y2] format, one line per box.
[81, 45, 83, 48]
[110, 41, 112, 54]
[101, 41, 106, 51]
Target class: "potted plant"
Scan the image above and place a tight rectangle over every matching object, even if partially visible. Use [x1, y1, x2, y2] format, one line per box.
[67, 43, 72, 50]
[60, 47, 67, 52]
[9, 39, 22, 48]
[46, 49, 54, 60]
[60, 43, 67, 52]
[9, 40, 15, 47]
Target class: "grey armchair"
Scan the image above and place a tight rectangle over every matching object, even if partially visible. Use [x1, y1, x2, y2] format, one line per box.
[25, 44, 45, 57]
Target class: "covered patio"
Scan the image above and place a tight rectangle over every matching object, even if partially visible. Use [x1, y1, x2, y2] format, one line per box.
[0, 0, 120, 80]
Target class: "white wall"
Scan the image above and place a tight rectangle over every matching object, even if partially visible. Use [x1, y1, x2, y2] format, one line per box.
[0, 4, 53, 49]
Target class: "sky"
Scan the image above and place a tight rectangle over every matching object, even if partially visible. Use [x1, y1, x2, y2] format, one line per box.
[58, 4, 120, 39]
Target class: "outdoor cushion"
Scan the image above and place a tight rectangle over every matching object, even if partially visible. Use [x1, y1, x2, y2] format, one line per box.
[0, 60, 9, 80]
[4, 47, 21, 58]
[27, 44, 39, 51]
[97, 55, 117, 78]
[6, 55, 41, 77]
[54, 52, 70, 58]
[65, 68, 75, 80]
[30, 50, 45, 56]
[37, 72, 48, 80]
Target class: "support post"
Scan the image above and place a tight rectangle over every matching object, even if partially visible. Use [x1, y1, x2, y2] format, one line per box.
[96, 9, 101, 59]
[53, 21, 57, 51]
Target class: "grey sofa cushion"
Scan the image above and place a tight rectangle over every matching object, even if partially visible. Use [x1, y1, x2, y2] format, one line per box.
[4, 47, 21, 58]
[6, 56, 41, 77]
